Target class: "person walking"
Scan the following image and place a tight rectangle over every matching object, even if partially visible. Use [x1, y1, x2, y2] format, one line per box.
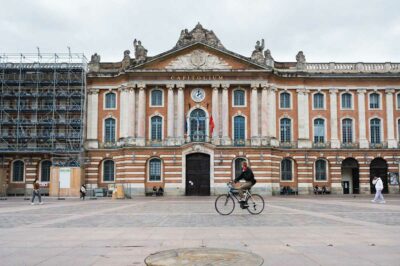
[371, 176, 385, 203]
[80, 184, 86, 200]
[31, 178, 43, 205]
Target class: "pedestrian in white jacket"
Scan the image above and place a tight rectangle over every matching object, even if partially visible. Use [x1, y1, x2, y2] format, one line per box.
[371, 176, 385, 203]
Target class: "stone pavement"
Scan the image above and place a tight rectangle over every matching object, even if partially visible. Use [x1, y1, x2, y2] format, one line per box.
[0, 195, 399, 265]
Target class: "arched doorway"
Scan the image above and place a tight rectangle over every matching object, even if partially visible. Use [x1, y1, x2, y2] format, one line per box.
[186, 153, 210, 196]
[341, 158, 359, 194]
[370, 158, 388, 194]
[189, 109, 207, 142]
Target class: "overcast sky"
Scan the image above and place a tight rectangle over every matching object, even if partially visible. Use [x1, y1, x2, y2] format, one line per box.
[1, 0, 399, 63]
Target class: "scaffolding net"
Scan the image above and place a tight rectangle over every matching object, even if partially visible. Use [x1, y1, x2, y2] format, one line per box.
[0, 53, 87, 157]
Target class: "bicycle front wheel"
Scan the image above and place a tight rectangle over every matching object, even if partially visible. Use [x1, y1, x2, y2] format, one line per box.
[215, 194, 235, 215]
[247, 194, 265, 215]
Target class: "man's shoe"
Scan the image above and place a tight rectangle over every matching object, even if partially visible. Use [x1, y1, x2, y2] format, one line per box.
[31, 203, 34, 205]
[379, 201, 386, 204]
[39, 202, 43, 205]
[371, 200, 376, 203]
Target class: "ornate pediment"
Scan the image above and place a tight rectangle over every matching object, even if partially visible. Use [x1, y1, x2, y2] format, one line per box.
[165, 49, 232, 70]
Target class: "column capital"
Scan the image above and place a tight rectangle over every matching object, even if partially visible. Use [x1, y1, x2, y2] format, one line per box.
[211, 83, 220, 89]
[220, 83, 229, 89]
[88, 88, 99, 95]
[385, 88, 395, 95]
[251, 83, 260, 89]
[176, 83, 185, 89]
[261, 82, 269, 89]
[166, 83, 175, 90]
[118, 85, 129, 92]
[267, 85, 277, 92]
[296, 88, 309, 94]
[357, 89, 367, 95]
[127, 86, 135, 93]
[136, 83, 146, 89]
[329, 88, 339, 94]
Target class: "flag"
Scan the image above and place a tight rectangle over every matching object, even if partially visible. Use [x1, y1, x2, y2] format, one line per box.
[209, 115, 215, 136]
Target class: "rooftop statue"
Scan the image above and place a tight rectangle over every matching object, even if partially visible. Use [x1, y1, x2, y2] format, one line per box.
[121, 50, 131, 69]
[133, 39, 148, 63]
[296, 51, 306, 69]
[90, 53, 101, 64]
[251, 39, 265, 65]
[264, 49, 274, 67]
[175, 23, 225, 49]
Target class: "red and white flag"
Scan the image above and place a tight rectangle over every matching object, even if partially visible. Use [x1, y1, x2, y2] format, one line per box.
[209, 115, 215, 136]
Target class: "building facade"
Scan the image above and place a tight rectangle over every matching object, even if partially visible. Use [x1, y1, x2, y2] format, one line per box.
[85, 24, 400, 196]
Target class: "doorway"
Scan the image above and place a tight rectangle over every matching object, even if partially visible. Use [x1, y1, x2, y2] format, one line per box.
[341, 158, 360, 194]
[185, 153, 210, 196]
[370, 158, 388, 194]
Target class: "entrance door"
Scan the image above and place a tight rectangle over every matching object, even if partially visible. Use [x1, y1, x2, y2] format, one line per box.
[186, 153, 210, 196]
[370, 158, 388, 194]
[342, 181, 350, 194]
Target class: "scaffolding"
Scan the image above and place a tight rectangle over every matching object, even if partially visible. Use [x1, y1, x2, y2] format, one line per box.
[0, 53, 87, 162]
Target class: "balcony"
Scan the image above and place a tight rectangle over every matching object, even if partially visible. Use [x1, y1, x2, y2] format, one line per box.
[340, 142, 359, 149]
[312, 142, 330, 149]
[279, 141, 297, 148]
[369, 142, 388, 149]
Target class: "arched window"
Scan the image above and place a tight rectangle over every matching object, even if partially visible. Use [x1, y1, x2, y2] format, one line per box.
[151, 116, 162, 141]
[342, 118, 353, 143]
[149, 158, 161, 181]
[151, 89, 163, 106]
[190, 109, 206, 142]
[281, 159, 292, 181]
[105, 92, 116, 109]
[104, 118, 116, 143]
[233, 90, 245, 106]
[234, 158, 247, 179]
[314, 119, 325, 143]
[12, 160, 24, 182]
[370, 118, 381, 144]
[280, 92, 290, 108]
[280, 118, 291, 143]
[315, 159, 327, 181]
[369, 93, 380, 109]
[103, 160, 115, 182]
[341, 93, 352, 109]
[233, 116, 245, 146]
[40, 160, 52, 182]
[313, 93, 324, 109]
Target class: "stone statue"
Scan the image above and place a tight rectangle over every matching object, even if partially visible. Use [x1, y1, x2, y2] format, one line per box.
[251, 39, 265, 64]
[296, 51, 306, 69]
[89, 53, 101, 72]
[133, 39, 148, 63]
[121, 50, 131, 69]
[175, 23, 225, 49]
[90, 53, 100, 64]
[264, 49, 274, 67]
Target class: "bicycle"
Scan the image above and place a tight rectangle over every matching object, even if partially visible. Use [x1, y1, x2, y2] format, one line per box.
[215, 181, 265, 215]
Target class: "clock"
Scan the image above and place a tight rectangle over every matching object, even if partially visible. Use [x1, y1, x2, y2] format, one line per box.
[191, 88, 206, 102]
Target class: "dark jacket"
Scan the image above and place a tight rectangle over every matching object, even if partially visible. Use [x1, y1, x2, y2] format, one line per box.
[234, 167, 256, 185]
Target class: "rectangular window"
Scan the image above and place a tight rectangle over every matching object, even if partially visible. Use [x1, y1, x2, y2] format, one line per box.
[369, 94, 380, 109]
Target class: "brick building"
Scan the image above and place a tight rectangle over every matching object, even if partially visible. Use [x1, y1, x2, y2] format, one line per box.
[85, 24, 400, 196]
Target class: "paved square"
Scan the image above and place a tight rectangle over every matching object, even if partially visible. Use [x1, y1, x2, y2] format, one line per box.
[0, 195, 399, 265]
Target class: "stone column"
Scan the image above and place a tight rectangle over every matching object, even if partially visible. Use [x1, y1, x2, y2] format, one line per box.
[297, 88, 311, 148]
[126, 87, 136, 144]
[86, 89, 99, 149]
[221, 83, 230, 145]
[329, 89, 340, 148]
[176, 84, 185, 144]
[357, 89, 368, 148]
[386, 89, 397, 148]
[167, 84, 175, 145]
[268, 86, 278, 147]
[211, 83, 220, 145]
[119, 86, 129, 143]
[261, 84, 268, 143]
[136, 84, 146, 146]
[250, 83, 260, 146]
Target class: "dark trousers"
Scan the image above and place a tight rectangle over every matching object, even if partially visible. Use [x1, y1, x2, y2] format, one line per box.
[31, 190, 42, 203]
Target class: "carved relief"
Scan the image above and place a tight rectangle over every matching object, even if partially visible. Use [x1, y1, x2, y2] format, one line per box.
[165, 49, 232, 70]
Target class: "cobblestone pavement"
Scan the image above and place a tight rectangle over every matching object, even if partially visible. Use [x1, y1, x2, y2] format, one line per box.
[0, 195, 399, 265]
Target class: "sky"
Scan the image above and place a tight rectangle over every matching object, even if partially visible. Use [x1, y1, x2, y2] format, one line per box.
[1, 0, 399, 63]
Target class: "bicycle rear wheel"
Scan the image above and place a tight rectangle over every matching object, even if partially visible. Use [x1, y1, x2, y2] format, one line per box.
[246, 194, 265, 215]
[215, 194, 235, 215]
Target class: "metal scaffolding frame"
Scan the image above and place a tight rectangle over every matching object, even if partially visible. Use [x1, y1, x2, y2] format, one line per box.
[0, 53, 87, 164]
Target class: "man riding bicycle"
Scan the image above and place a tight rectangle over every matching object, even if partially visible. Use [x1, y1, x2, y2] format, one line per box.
[234, 161, 256, 208]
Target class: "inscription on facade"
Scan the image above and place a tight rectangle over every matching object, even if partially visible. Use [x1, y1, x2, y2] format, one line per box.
[170, 75, 223, 80]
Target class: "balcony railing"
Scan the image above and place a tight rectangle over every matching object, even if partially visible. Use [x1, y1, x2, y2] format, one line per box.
[369, 142, 388, 149]
[341, 142, 359, 149]
[279, 141, 297, 148]
[312, 142, 331, 149]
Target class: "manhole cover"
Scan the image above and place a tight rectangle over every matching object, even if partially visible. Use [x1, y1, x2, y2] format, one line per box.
[145, 248, 264, 266]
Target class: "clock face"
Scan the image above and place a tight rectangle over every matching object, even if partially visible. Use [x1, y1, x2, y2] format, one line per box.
[191, 88, 206, 102]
